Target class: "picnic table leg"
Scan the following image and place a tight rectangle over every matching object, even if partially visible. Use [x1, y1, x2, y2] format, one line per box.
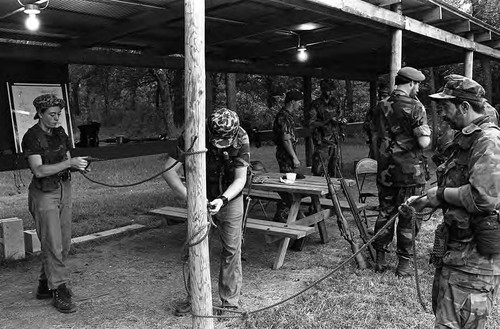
[312, 196, 329, 244]
[272, 194, 301, 270]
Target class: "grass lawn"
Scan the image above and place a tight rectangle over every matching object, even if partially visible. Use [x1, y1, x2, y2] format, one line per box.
[1, 138, 499, 329]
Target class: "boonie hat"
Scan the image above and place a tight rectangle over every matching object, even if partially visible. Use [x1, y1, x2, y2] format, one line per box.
[397, 67, 426, 82]
[33, 94, 65, 119]
[284, 89, 303, 104]
[429, 74, 485, 102]
[208, 108, 240, 148]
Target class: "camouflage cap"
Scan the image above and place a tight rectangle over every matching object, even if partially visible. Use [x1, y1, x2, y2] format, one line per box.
[429, 74, 485, 102]
[208, 108, 240, 148]
[33, 94, 66, 119]
[397, 67, 426, 82]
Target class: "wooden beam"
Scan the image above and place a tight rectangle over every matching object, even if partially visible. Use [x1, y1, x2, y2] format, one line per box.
[390, 3, 402, 91]
[465, 33, 474, 79]
[269, 0, 500, 60]
[410, 7, 443, 24]
[446, 20, 471, 34]
[475, 31, 492, 43]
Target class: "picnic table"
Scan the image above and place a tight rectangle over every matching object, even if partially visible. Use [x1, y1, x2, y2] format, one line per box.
[149, 172, 360, 270]
[246, 172, 356, 269]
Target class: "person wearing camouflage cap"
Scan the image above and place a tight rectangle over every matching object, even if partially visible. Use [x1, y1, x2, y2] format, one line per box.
[308, 79, 346, 177]
[272, 89, 303, 222]
[369, 66, 431, 277]
[21, 94, 88, 313]
[162, 107, 250, 316]
[409, 74, 500, 329]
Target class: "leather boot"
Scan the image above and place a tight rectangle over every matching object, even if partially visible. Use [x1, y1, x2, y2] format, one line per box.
[395, 256, 412, 277]
[374, 251, 388, 272]
[52, 284, 76, 313]
[36, 280, 52, 300]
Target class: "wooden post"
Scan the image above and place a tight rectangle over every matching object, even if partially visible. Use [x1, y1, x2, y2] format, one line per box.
[389, 3, 402, 92]
[482, 59, 492, 103]
[184, 1, 213, 328]
[303, 76, 313, 167]
[369, 80, 377, 110]
[428, 67, 439, 150]
[464, 33, 474, 79]
[226, 73, 237, 111]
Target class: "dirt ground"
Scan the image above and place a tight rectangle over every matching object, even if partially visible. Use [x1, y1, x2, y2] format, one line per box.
[0, 211, 355, 329]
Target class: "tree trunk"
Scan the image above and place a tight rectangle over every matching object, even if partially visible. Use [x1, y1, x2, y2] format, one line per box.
[150, 68, 175, 137]
[226, 73, 236, 111]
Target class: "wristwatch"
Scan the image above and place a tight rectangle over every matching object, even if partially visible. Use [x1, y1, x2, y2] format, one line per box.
[436, 187, 446, 204]
[217, 195, 229, 207]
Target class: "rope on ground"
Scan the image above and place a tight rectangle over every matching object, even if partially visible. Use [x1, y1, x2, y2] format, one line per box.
[79, 136, 205, 188]
[192, 194, 436, 320]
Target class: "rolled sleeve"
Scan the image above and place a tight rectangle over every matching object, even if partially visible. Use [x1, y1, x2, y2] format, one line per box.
[413, 124, 431, 138]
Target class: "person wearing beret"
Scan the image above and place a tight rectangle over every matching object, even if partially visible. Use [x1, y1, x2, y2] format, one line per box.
[22, 94, 88, 313]
[162, 108, 250, 316]
[272, 89, 302, 222]
[407, 75, 500, 329]
[369, 66, 431, 276]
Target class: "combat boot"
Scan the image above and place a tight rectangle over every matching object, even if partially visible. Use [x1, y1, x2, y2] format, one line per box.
[395, 256, 413, 277]
[174, 300, 191, 317]
[36, 280, 52, 300]
[374, 251, 388, 273]
[52, 283, 76, 313]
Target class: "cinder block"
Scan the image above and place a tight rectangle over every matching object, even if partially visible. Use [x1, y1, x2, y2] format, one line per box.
[0, 217, 25, 260]
[24, 229, 41, 254]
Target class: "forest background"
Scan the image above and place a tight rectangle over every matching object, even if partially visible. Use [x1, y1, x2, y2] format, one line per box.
[67, 0, 500, 143]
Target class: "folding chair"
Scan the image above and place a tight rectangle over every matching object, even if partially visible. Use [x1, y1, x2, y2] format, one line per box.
[354, 158, 379, 229]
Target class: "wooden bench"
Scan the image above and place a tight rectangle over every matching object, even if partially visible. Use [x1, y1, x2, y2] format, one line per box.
[149, 206, 315, 240]
[245, 190, 367, 212]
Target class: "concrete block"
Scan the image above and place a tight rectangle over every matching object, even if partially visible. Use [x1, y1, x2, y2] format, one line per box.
[24, 229, 41, 254]
[0, 217, 25, 260]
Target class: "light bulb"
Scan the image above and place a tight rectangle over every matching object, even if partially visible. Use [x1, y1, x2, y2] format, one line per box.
[297, 47, 308, 62]
[26, 14, 40, 31]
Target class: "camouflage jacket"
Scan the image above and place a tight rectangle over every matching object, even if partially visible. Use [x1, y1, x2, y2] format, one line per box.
[437, 116, 500, 275]
[273, 107, 297, 163]
[308, 96, 342, 146]
[176, 127, 250, 200]
[371, 90, 431, 187]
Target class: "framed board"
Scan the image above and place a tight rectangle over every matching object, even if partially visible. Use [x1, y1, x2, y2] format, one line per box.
[7, 83, 74, 153]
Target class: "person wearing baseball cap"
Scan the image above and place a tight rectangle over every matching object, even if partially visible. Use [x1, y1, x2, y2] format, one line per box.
[369, 66, 431, 277]
[21, 94, 88, 313]
[162, 107, 250, 316]
[272, 89, 303, 222]
[410, 74, 500, 328]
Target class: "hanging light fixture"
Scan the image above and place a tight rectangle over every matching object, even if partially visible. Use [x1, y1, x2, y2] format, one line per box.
[24, 4, 40, 31]
[287, 31, 309, 62]
[297, 45, 309, 62]
[18, 0, 49, 31]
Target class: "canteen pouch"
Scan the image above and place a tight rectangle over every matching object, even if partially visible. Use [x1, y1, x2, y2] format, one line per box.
[470, 211, 500, 256]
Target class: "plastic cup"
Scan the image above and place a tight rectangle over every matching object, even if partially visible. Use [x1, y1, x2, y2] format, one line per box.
[286, 173, 296, 183]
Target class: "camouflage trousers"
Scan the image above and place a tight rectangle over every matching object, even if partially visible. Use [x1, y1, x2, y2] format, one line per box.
[373, 184, 425, 258]
[311, 143, 339, 177]
[432, 266, 500, 329]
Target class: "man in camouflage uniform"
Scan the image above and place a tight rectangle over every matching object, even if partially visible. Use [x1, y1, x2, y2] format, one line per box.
[364, 79, 390, 159]
[410, 75, 500, 329]
[163, 108, 250, 315]
[370, 67, 431, 276]
[272, 89, 303, 222]
[308, 79, 346, 177]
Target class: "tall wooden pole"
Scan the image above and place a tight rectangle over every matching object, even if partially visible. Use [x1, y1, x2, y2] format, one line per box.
[303, 76, 313, 167]
[184, 1, 213, 328]
[389, 3, 402, 92]
[464, 33, 474, 79]
[482, 59, 492, 103]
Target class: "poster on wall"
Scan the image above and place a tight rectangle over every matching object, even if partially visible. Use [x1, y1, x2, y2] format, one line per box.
[7, 83, 74, 153]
